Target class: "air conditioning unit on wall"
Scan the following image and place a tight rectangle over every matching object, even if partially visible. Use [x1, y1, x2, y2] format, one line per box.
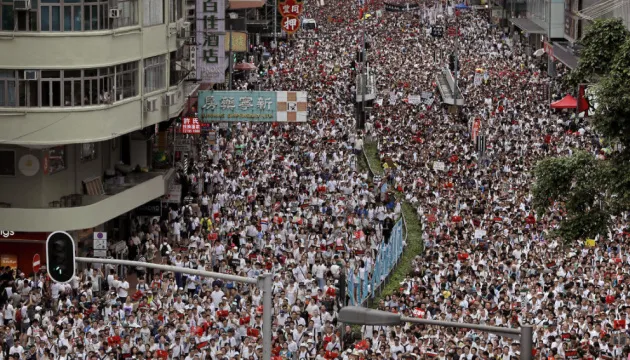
[14, 0, 31, 10]
[162, 93, 176, 108]
[144, 98, 157, 112]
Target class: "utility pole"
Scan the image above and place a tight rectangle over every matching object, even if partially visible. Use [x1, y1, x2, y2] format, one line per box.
[453, 8, 460, 101]
[273, 0, 278, 50]
[228, 24, 234, 90]
[361, 10, 367, 130]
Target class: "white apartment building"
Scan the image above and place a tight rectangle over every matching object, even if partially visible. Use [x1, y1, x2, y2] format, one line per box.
[0, 0, 199, 235]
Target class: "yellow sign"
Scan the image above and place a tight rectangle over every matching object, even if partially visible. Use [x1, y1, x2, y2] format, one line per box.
[225, 32, 248, 52]
[0, 254, 17, 269]
[585, 239, 596, 247]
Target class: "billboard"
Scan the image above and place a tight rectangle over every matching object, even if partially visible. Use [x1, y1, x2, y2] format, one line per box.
[196, 0, 226, 84]
[198, 91, 308, 122]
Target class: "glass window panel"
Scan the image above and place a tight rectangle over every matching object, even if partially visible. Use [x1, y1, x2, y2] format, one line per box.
[18, 81, 26, 107]
[7, 81, 15, 106]
[51, 81, 61, 106]
[41, 0, 60, 3]
[64, 6, 72, 30]
[84, 69, 97, 77]
[83, 4, 90, 30]
[0, 81, 5, 107]
[91, 78, 98, 104]
[90, 5, 98, 29]
[41, 6, 50, 31]
[74, 80, 82, 105]
[41, 70, 60, 78]
[28, 81, 38, 107]
[0, 71, 14, 79]
[99, 3, 106, 29]
[41, 81, 50, 107]
[83, 80, 92, 105]
[63, 81, 72, 106]
[65, 69, 81, 78]
[74, 5, 81, 30]
[65, 0, 81, 3]
[1, 5, 15, 31]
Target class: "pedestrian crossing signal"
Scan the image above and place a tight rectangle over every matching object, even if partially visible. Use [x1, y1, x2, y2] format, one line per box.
[46, 231, 76, 283]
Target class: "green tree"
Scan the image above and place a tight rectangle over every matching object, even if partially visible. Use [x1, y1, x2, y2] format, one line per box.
[534, 18, 630, 242]
[564, 18, 629, 87]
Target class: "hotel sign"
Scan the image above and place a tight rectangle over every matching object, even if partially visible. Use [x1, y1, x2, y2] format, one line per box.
[196, 0, 226, 84]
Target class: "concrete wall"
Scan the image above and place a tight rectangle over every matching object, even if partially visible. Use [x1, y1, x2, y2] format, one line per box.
[0, 140, 117, 208]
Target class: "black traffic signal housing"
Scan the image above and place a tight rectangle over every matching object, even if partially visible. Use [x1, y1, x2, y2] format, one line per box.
[46, 231, 76, 283]
[449, 53, 457, 72]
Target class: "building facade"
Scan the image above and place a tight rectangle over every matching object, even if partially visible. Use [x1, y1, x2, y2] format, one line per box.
[0, 0, 196, 245]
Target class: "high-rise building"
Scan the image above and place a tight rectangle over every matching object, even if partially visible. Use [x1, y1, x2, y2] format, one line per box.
[0, 1, 198, 237]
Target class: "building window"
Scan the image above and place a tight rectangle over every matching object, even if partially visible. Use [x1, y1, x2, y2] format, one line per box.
[144, 55, 166, 93]
[142, 0, 163, 26]
[0, 150, 16, 176]
[44, 146, 66, 175]
[115, 62, 138, 101]
[169, 50, 184, 87]
[80, 143, 97, 162]
[0, 71, 17, 107]
[113, 0, 138, 28]
[168, 0, 182, 23]
[2, 64, 139, 108]
[38, 0, 137, 32]
[1, 4, 15, 31]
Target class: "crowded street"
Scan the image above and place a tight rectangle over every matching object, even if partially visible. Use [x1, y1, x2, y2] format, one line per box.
[0, 0, 627, 359]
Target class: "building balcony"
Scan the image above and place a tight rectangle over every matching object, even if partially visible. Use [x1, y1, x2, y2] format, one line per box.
[0, 81, 192, 145]
[0, 24, 177, 69]
[0, 168, 175, 232]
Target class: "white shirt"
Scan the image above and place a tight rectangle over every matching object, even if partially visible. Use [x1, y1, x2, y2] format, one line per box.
[118, 280, 129, 297]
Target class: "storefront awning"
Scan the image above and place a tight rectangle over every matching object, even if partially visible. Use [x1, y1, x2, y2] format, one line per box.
[228, 0, 265, 9]
[509, 18, 546, 34]
[552, 42, 579, 69]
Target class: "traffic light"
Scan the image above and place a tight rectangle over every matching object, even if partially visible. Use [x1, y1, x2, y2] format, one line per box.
[449, 53, 457, 72]
[46, 231, 75, 283]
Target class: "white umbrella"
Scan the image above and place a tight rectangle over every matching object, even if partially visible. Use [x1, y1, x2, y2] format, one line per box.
[533, 48, 545, 57]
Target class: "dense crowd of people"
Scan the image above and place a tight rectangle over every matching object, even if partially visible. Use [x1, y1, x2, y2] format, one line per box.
[1, 0, 627, 358]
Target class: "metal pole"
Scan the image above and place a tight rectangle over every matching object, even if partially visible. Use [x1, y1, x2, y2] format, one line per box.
[273, 0, 278, 50]
[229, 25, 233, 90]
[520, 325, 533, 360]
[172, 121, 177, 167]
[401, 316, 521, 339]
[453, 9, 459, 100]
[260, 273, 273, 360]
[75, 257, 259, 284]
[360, 9, 366, 130]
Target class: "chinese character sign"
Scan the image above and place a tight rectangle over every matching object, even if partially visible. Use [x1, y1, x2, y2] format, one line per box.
[197, 91, 308, 123]
[196, 0, 226, 84]
[279, 0, 304, 16]
[181, 117, 201, 134]
[279, 0, 303, 35]
[282, 15, 300, 34]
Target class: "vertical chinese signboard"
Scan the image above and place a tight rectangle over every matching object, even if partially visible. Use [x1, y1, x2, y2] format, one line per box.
[181, 117, 201, 134]
[279, 0, 303, 35]
[196, 0, 226, 84]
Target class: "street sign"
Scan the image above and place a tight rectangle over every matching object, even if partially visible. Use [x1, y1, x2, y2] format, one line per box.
[93, 232, 108, 250]
[93, 250, 107, 258]
[174, 138, 192, 152]
[33, 254, 41, 273]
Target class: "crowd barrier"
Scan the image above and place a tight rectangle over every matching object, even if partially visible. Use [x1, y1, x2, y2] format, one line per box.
[344, 143, 407, 306]
[346, 218, 404, 306]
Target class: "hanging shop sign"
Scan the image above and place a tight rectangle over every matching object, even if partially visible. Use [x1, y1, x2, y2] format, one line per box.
[197, 91, 308, 122]
[281, 15, 300, 34]
[196, 0, 226, 84]
[279, 0, 304, 17]
[181, 117, 201, 134]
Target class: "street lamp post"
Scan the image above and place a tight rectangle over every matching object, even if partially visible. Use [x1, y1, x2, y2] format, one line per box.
[339, 307, 533, 360]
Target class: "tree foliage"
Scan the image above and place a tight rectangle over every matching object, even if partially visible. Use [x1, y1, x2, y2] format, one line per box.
[564, 18, 629, 87]
[534, 19, 630, 242]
